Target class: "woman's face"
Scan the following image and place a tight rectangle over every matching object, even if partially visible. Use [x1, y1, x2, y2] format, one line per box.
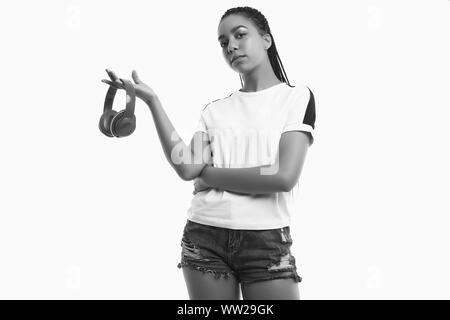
[217, 14, 270, 73]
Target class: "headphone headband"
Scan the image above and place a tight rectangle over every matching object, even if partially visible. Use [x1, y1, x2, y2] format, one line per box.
[122, 79, 136, 118]
[102, 78, 136, 118]
[103, 85, 117, 113]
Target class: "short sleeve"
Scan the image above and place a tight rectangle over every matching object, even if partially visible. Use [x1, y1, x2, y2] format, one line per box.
[282, 86, 316, 146]
[194, 110, 208, 134]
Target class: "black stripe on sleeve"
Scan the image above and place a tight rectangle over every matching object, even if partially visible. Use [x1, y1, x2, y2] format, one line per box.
[303, 87, 316, 129]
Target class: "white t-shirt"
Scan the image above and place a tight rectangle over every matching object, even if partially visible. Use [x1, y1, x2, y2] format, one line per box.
[187, 82, 315, 230]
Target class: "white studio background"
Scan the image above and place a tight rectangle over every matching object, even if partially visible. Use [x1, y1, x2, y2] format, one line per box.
[0, 0, 449, 299]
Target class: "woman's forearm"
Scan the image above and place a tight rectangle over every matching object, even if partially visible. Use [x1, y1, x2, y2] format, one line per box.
[200, 164, 288, 195]
[144, 95, 206, 181]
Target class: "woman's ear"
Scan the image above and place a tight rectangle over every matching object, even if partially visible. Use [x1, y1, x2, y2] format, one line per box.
[262, 33, 272, 50]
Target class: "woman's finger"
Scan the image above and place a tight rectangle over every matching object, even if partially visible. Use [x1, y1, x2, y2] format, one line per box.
[101, 79, 122, 87]
[105, 69, 118, 81]
[131, 70, 142, 84]
[101, 79, 124, 89]
[105, 68, 120, 82]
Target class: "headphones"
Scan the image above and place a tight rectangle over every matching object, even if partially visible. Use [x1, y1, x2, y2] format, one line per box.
[99, 78, 136, 138]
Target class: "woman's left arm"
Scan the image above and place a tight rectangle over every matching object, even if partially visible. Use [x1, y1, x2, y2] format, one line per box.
[199, 131, 311, 195]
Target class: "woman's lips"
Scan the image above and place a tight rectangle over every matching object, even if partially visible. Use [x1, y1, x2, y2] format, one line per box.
[232, 56, 246, 63]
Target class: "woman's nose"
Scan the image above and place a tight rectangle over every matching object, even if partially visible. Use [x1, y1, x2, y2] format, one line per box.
[227, 40, 238, 53]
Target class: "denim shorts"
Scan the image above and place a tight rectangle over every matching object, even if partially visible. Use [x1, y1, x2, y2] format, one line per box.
[177, 219, 302, 284]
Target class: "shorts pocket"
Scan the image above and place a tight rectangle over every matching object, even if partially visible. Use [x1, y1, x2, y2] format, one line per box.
[183, 219, 196, 236]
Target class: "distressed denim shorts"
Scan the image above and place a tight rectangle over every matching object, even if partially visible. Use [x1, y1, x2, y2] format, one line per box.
[177, 219, 302, 284]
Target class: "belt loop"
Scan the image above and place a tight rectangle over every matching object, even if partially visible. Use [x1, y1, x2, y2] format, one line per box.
[280, 228, 288, 243]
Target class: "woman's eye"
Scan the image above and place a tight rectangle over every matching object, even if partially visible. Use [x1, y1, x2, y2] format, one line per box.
[220, 34, 245, 48]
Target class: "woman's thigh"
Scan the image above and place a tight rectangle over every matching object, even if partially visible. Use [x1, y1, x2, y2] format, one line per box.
[182, 267, 241, 300]
[178, 220, 240, 300]
[241, 278, 300, 300]
[233, 226, 303, 296]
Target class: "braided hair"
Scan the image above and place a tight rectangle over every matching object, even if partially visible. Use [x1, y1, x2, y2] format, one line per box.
[220, 6, 294, 88]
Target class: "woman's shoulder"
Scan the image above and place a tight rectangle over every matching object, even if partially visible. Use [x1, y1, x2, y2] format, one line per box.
[202, 92, 234, 113]
[288, 83, 314, 100]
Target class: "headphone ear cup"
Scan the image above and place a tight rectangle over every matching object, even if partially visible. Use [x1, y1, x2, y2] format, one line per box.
[99, 110, 118, 137]
[110, 110, 136, 138]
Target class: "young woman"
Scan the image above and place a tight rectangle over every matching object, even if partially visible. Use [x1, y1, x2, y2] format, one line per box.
[102, 6, 315, 300]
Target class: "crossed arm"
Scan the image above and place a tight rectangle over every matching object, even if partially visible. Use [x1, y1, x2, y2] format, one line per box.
[196, 130, 311, 195]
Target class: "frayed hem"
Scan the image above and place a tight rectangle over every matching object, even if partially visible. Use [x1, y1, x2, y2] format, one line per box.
[177, 261, 236, 280]
[240, 273, 302, 285]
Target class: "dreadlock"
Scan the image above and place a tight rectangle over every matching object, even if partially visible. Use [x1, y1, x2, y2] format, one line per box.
[220, 6, 294, 88]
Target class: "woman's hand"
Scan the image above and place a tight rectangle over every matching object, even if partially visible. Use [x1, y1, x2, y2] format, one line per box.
[193, 176, 211, 195]
[101, 69, 157, 102]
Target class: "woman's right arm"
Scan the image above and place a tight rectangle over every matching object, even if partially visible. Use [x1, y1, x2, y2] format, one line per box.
[144, 95, 212, 181]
